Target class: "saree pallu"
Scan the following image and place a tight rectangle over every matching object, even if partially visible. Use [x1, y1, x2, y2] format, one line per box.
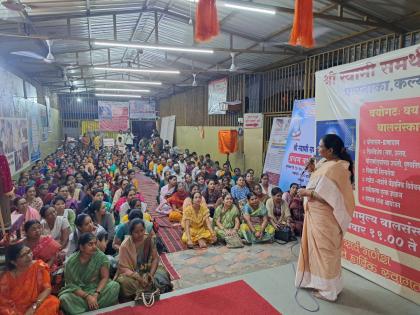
[116, 236, 172, 299]
[0, 260, 60, 315]
[295, 160, 355, 301]
[213, 205, 240, 241]
[240, 204, 275, 243]
[59, 249, 120, 315]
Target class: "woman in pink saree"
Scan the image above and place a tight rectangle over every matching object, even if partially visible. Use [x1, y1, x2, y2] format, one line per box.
[295, 134, 355, 302]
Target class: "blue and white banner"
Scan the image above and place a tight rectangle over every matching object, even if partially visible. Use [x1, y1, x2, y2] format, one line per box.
[278, 98, 316, 191]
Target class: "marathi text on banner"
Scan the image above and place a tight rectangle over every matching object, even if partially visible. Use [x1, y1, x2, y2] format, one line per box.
[263, 117, 291, 185]
[278, 98, 316, 192]
[316, 43, 420, 304]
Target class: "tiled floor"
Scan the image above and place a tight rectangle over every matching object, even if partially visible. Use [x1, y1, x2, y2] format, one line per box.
[168, 241, 298, 290]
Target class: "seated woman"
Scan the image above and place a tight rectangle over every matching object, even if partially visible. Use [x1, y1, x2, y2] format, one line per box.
[288, 191, 304, 236]
[117, 186, 145, 221]
[156, 175, 177, 214]
[266, 187, 292, 231]
[59, 233, 120, 314]
[116, 219, 172, 300]
[24, 220, 63, 270]
[230, 176, 250, 208]
[66, 213, 106, 257]
[213, 193, 242, 247]
[58, 185, 78, 211]
[96, 230, 118, 280]
[52, 195, 76, 231]
[0, 243, 60, 315]
[86, 200, 115, 243]
[253, 184, 269, 204]
[181, 192, 216, 249]
[182, 184, 207, 210]
[113, 209, 154, 252]
[167, 182, 189, 222]
[240, 192, 275, 244]
[40, 205, 71, 249]
[120, 197, 151, 224]
[25, 185, 44, 212]
[12, 196, 41, 224]
[201, 179, 221, 217]
[259, 173, 274, 197]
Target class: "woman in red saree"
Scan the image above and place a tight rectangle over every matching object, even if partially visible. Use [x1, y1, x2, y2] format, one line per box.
[295, 134, 355, 302]
[168, 182, 189, 222]
[0, 242, 60, 315]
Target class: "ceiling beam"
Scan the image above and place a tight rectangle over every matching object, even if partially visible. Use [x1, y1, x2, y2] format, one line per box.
[327, 0, 407, 34]
[0, 32, 292, 55]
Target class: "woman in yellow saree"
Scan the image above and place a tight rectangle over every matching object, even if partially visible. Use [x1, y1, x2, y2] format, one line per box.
[295, 134, 355, 302]
[181, 192, 216, 249]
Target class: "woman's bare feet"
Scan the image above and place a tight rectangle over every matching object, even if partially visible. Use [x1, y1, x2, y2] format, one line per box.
[198, 239, 207, 249]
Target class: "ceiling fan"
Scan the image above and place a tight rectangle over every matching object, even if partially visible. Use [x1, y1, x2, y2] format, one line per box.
[176, 73, 206, 87]
[10, 39, 56, 63]
[207, 52, 250, 73]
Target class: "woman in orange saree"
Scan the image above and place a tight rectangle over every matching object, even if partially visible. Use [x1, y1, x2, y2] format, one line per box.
[0, 242, 60, 315]
[295, 134, 355, 302]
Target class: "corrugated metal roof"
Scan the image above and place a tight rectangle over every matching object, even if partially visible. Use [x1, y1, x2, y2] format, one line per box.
[0, 0, 419, 98]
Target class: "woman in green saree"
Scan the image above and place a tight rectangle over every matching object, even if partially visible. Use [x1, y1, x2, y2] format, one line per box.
[240, 192, 275, 243]
[116, 218, 172, 300]
[59, 233, 120, 314]
[213, 194, 241, 243]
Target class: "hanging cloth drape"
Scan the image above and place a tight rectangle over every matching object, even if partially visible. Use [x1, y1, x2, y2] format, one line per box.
[218, 130, 238, 154]
[289, 0, 314, 48]
[195, 0, 220, 42]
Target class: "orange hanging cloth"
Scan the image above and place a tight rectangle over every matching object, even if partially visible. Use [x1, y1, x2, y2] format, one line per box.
[218, 130, 238, 154]
[195, 0, 220, 42]
[289, 0, 314, 48]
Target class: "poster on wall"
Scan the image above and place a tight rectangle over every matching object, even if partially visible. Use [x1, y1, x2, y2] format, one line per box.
[278, 98, 316, 192]
[98, 101, 129, 131]
[208, 78, 227, 115]
[29, 101, 41, 162]
[0, 97, 30, 174]
[263, 117, 291, 185]
[129, 99, 156, 120]
[316, 44, 420, 303]
[160, 115, 176, 147]
[244, 113, 263, 128]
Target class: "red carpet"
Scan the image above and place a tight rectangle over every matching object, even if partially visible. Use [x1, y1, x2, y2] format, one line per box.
[136, 173, 186, 253]
[100, 280, 282, 315]
[160, 253, 181, 281]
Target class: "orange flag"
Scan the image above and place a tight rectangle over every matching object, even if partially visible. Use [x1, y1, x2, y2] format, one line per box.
[289, 0, 314, 48]
[195, 0, 220, 42]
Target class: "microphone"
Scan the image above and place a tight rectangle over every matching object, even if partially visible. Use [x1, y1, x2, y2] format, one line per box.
[301, 157, 316, 176]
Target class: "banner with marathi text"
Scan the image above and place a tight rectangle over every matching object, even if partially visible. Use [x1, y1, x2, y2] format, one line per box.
[98, 101, 129, 132]
[278, 98, 316, 192]
[316, 44, 420, 303]
[263, 117, 291, 185]
[129, 99, 156, 120]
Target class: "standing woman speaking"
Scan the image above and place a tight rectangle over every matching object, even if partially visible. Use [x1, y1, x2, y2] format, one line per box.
[295, 134, 355, 302]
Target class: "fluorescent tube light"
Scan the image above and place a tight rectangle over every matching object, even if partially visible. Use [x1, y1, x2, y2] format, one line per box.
[94, 41, 214, 54]
[94, 67, 180, 74]
[224, 3, 276, 15]
[94, 79, 162, 85]
[95, 87, 150, 93]
[95, 93, 142, 99]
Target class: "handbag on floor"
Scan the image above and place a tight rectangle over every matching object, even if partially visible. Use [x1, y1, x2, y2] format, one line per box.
[134, 274, 161, 307]
[274, 225, 296, 243]
[225, 233, 244, 248]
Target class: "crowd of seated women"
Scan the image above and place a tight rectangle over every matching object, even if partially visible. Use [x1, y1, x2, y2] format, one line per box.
[1, 141, 174, 314]
[142, 146, 304, 249]
[0, 135, 304, 314]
